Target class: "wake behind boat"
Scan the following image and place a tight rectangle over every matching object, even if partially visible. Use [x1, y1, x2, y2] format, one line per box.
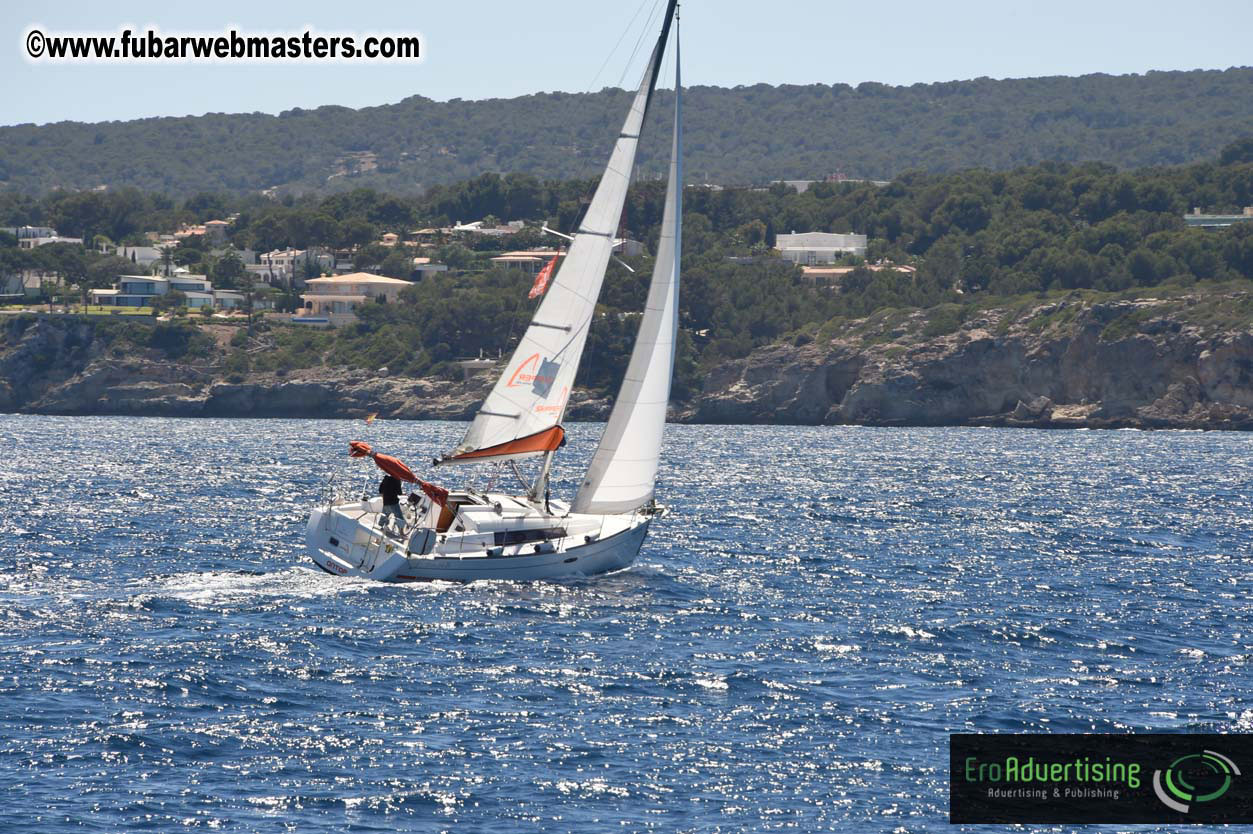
[305, 1, 682, 582]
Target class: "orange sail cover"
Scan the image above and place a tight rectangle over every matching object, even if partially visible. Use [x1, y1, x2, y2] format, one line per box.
[348, 441, 417, 483]
[445, 425, 565, 463]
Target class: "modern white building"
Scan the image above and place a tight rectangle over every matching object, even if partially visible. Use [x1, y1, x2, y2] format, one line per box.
[88, 273, 247, 310]
[775, 231, 868, 265]
[90, 275, 170, 307]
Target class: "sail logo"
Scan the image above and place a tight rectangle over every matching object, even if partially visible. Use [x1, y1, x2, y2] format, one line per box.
[1153, 751, 1240, 813]
[507, 353, 560, 398]
[535, 386, 568, 415]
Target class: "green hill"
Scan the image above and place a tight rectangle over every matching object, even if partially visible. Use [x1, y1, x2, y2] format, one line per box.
[2, 67, 1252, 196]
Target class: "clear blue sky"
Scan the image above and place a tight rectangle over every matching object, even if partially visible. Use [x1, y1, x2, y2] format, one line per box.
[4, 0, 1251, 127]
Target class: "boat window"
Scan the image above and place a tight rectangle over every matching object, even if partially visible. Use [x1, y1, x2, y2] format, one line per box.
[493, 527, 566, 547]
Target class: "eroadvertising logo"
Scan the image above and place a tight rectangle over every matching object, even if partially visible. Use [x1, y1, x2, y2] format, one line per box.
[950, 734, 1253, 823]
[1152, 750, 1241, 813]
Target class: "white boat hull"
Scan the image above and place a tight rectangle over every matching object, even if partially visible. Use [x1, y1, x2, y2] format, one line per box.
[305, 495, 650, 583]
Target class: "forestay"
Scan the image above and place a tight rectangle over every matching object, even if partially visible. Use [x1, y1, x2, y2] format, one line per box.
[439, 0, 678, 466]
[573, 31, 682, 515]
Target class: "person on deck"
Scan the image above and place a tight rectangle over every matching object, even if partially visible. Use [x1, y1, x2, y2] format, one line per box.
[378, 474, 405, 533]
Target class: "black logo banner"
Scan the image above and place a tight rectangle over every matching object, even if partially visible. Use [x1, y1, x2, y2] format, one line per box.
[950, 734, 1253, 823]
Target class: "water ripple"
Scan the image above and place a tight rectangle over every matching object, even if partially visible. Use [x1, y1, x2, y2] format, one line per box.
[1, 417, 1251, 831]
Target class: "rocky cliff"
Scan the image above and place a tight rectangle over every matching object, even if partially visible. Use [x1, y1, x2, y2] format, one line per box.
[694, 289, 1253, 429]
[0, 314, 614, 421]
[4, 288, 1253, 429]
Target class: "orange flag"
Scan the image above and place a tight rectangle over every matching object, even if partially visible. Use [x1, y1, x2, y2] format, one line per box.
[528, 253, 560, 299]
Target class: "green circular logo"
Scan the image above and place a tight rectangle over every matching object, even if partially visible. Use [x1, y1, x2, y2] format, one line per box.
[1153, 751, 1241, 813]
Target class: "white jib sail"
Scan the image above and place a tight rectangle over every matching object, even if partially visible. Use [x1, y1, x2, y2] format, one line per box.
[441, 3, 677, 465]
[573, 33, 682, 515]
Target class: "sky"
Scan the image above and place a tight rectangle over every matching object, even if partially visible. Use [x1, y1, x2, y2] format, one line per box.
[4, 0, 1251, 127]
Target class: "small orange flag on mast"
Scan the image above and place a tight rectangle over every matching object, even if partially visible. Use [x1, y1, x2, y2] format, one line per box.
[528, 253, 560, 299]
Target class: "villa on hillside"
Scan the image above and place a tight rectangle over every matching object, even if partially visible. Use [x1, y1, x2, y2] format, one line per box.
[802, 263, 917, 285]
[14, 230, 84, 249]
[490, 250, 564, 276]
[452, 219, 526, 238]
[1184, 206, 1253, 229]
[3, 225, 58, 241]
[294, 272, 412, 326]
[257, 247, 335, 288]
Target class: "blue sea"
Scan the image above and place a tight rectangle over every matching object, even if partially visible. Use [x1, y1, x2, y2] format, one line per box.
[2, 416, 1252, 832]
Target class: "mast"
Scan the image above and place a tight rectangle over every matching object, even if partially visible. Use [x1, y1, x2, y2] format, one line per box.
[437, 0, 679, 468]
[572, 18, 682, 516]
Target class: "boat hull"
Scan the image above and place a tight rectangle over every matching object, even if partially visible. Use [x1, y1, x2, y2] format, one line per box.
[305, 504, 649, 583]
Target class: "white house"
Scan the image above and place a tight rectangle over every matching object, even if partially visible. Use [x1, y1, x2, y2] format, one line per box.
[19, 234, 84, 250]
[167, 274, 215, 308]
[260, 247, 335, 288]
[89, 272, 248, 310]
[90, 275, 170, 307]
[452, 219, 525, 238]
[775, 231, 868, 265]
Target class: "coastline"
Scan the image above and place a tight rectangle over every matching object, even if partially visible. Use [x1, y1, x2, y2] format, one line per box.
[5, 286, 1253, 431]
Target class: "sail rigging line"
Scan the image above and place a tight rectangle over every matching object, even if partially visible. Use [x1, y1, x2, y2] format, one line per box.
[617, 0, 665, 90]
[585, 0, 655, 94]
[567, 0, 663, 244]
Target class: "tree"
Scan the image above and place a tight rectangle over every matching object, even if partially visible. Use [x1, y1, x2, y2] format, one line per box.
[213, 252, 245, 288]
[380, 249, 413, 279]
[338, 218, 377, 249]
[152, 289, 187, 315]
[83, 255, 134, 306]
[353, 243, 390, 271]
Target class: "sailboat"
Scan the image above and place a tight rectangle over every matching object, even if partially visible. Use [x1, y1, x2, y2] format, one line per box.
[305, 1, 682, 582]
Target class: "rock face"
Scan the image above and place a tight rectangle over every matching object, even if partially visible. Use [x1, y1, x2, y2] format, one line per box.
[0, 315, 617, 422]
[5, 292, 1253, 430]
[693, 294, 1253, 430]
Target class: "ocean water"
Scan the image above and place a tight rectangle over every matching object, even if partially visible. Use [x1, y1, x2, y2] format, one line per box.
[1, 416, 1252, 832]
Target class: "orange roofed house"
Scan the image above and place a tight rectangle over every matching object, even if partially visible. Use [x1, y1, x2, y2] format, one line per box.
[295, 272, 411, 326]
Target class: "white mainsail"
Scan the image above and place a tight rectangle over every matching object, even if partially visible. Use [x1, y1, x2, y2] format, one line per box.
[573, 34, 682, 515]
[440, 1, 678, 465]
